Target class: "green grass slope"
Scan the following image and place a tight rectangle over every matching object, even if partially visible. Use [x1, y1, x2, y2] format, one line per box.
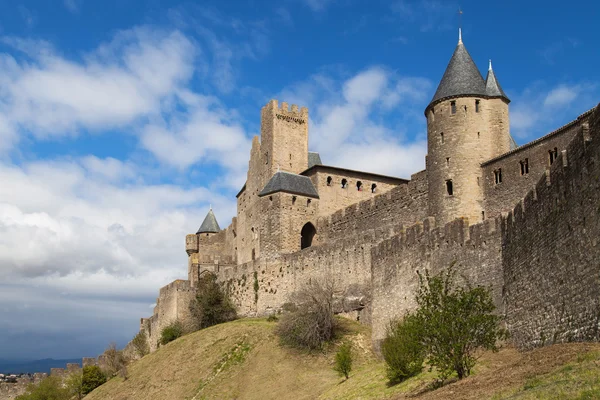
[85, 319, 600, 400]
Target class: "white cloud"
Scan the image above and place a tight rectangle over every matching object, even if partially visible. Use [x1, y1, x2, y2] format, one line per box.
[64, 0, 81, 13]
[510, 82, 598, 141]
[279, 67, 431, 178]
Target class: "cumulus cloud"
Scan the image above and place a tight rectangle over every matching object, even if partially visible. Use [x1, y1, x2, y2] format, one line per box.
[510, 81, 598, 141]
[279, 67, 431, 178]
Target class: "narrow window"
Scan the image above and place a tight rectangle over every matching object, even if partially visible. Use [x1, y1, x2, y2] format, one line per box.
[494, 169, 502, 184]
[265, 152, 269, 164]
[341, 178, 348, 188]
[307, 199, 311, 206]
[440, 132, 444, 144]
[451, 101, 456, 114]
[446, 180, 453, 196]
[477, 131, 480, 139]
[482, 210, 485, 220]
[520, 159, 529, 175]
[477, 177, 480, 186]
[326, 176, 332, 186]
[446, 157, 450, 166]
[549, 148, 558, 165]
[292, 196, 297, 205]
[357, 181, 362, 191]
[371, 183, 377, 193]
[252, 249, 256, 261]
[475, 100, 480, 113]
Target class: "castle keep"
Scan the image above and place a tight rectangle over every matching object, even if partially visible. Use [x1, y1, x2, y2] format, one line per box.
[138, 31, 600, 352]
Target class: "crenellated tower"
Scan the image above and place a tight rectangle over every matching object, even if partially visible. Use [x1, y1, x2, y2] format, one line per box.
[425, 29, 511, 225]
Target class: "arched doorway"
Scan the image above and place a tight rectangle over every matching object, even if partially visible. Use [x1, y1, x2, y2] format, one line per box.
[300, 222, 317, 249]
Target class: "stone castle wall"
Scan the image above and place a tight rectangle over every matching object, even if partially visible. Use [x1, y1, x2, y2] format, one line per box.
[317, 170, 428, 244]
[141, 279, 197, 352]
[503, 105, 600, 349]
[482, 110, 592, 219]
[370, 217, 504, 345]
[304, 167, 406, 217]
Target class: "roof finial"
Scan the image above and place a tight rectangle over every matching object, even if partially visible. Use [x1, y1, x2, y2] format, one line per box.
[488, 59, 493, 71]
[277, 164, 280, 172]
[458, 7, 463, 44]
[209, 204, 212, 210]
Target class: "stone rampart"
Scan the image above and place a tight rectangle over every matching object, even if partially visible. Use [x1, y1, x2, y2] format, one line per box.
[503, 104, 600, 349]
[482, 109, 592, 218]
[317, 170, 428, 244]
[370, 216, 503, 345]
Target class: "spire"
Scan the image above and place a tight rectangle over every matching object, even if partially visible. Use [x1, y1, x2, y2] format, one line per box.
[196, 208, 221, 234]
[427, 35, 486, 110]
[485, 60, 510, 103]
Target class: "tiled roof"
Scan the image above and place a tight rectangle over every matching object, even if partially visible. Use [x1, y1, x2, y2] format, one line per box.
[258, 171, 319, 198]
[196, 208, 221, 234]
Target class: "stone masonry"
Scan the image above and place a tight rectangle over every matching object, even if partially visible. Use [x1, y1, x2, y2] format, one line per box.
[136, 31, 600, 353]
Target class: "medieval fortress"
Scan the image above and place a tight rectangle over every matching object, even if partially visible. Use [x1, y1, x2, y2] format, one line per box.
[138, 32, 600, 352]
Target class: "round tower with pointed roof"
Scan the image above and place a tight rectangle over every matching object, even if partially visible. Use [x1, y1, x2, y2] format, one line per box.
[426, 30, 511, 225]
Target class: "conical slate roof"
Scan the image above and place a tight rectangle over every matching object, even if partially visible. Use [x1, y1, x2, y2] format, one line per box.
[196, 208, 221, 234]
[428, 34, 486, 109]
[485, 61, 510, 102]
[258, 171, 319, 199]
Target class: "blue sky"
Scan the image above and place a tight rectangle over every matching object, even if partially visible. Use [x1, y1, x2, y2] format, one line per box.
[0, 0, 598, 361]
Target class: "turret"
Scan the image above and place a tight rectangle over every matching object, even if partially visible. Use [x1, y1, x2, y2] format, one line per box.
[425, 30, 511, 225]
[196, 207, 221, 236]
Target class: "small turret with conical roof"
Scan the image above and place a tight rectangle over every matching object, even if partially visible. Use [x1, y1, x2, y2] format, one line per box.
[485, 60, 510, 102]
[196, 206, 221, 235]
[426, 29, 511, 226]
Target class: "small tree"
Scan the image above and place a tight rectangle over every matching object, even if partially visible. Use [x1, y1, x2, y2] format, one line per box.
[160, 320, 184, 346]
[64, 371, 84, 400]
[190, 272, 237, 330]
[131, 331, 150, 358]
[276, 279, 338, 350]
[333, 341, 353, 379]
[15, 376, 68, 400]
[82, 365, 106, 395]
[415, 265, 507, 381]
[381, 313, 425, 384]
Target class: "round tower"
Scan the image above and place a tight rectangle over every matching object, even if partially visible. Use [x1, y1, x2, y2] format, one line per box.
[425, 30, 511, 226]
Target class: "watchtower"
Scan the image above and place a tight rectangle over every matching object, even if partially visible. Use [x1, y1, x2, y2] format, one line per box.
[425, 30, 511, 225]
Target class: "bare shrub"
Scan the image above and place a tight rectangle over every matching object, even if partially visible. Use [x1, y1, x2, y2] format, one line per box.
[131, 330, 150, 358]
[275, 279, 338, 351]
[101, 343, 128, 378]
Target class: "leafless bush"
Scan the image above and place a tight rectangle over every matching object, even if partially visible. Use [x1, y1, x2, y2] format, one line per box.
[275, 279, 338, 350]
[101, 343, 128, 378]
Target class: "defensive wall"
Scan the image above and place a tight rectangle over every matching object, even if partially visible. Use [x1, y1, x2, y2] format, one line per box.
[140, 279, 197, 352]
[503, 104, 600, 349]
[370, 104, 600, 349]
[482, 110, 592, 218]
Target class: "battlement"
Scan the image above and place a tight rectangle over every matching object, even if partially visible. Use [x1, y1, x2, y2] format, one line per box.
[158, 279, 193, 297]
[263, 99, 308, 119]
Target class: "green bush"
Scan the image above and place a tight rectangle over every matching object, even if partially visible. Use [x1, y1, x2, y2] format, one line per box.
[275, 280, 338, 351]
[82, 365, 107, 395]
[381, 313, 425, 384]
[131, 330, 150, 358]
[334, 341, 353, 379]
[190, 273, 237, 330]
[15, 376, 69, 400]
[160, 320, 184, 346]
[414, 264, 507, 381]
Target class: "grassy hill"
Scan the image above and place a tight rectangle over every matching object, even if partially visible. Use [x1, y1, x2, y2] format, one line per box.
[85, 318, 600, 400]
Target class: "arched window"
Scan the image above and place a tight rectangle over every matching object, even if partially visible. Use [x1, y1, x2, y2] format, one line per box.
[357, 181, 362, 191]
[371, 183, 377, 193]
[326, 176, 332, 186]
[341, 178, 348, 188]
[300, 222, 317, 249]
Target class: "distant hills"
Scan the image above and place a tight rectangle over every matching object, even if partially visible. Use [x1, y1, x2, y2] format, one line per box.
[0, 358, 82, 374]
